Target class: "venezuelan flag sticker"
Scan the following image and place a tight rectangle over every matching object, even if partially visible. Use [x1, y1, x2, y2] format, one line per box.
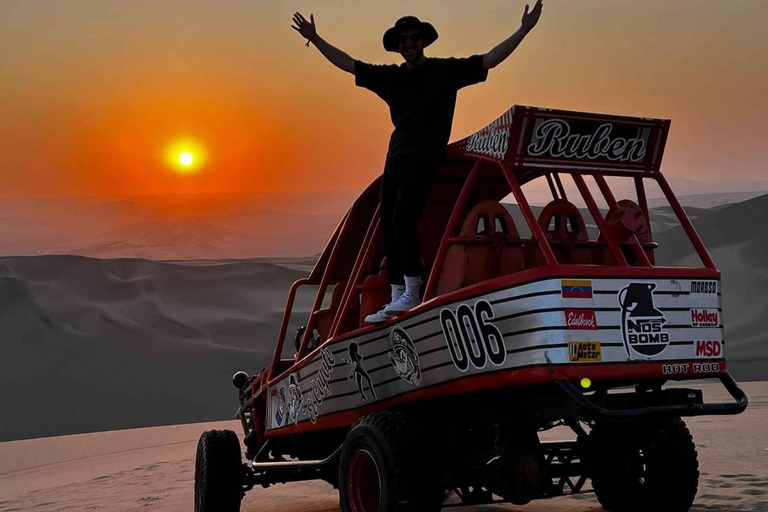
[561, 279, 593, 299]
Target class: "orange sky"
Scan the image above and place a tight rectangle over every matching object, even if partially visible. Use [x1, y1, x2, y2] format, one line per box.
[1, 0, 766, 198]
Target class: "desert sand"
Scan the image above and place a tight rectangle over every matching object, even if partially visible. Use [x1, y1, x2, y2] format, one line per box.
[0, 381, 764, 512]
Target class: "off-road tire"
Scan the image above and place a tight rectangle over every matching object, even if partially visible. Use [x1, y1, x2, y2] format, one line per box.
[194, 429, 244, 512]
[338, 411, 444, 512]
[588, 417, 699, 512]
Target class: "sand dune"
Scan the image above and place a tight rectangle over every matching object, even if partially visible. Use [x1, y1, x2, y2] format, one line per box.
[0, 382, 764, 512]
[657, 193, 768, 381]
[0, 256, 315, 442]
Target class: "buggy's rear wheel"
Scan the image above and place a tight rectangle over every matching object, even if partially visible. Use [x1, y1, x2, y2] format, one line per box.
[338, 412, 443, 512]
[588, 417, 699, 512]
[194, 429, 244, 512]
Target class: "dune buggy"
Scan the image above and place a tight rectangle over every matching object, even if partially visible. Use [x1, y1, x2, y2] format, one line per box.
[195, 105, 747, 512]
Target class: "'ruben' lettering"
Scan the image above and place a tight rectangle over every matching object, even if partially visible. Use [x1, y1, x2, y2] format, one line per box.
[528, 119, 647, 162]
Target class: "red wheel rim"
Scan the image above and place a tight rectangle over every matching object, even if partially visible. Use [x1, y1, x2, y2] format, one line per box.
[347, 449, 381, 512]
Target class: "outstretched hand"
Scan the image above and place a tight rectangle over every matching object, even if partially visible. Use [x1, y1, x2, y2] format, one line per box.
[291, 12, 317, 43]
[292, 11, 355, 73]
[482, 0, 543, 69]
[521, 0, 543, 33]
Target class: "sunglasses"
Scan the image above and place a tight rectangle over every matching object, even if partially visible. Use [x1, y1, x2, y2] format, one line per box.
[398, 33, 422, 44]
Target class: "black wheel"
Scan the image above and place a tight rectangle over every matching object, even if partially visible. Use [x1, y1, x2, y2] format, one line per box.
[194, 429, 244, 512]
[338, 412, 444, 512]
[587, 417, 699, 512]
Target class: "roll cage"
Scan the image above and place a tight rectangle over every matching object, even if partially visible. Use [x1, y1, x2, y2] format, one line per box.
[266, 105, 716, 384]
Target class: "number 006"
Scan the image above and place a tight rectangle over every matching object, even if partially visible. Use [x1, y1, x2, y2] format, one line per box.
[440, 300, 506, 372]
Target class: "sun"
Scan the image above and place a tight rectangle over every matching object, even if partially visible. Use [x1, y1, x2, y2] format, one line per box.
[179, 152, 194, 166]
[165, 138, 207, 174]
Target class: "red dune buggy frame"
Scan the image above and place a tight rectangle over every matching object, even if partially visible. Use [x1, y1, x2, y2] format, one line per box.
[195, 105, 748, 512]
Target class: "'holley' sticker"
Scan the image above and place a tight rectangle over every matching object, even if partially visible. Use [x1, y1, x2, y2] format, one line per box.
[691, 309, 719, 327]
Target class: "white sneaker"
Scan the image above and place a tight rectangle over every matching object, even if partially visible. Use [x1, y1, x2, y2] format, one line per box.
[384, 291, 421, 315]
[365, 305, 394, 324]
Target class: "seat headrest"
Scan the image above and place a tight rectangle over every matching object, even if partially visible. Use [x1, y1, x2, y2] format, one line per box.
[330, 280, 347, 307]
[602, 199, 651, 243]
[538, 199, 588, 241]
[459, 200, 520, 238]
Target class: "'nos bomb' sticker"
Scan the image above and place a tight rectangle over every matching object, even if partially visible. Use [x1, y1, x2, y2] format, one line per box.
[619, 283, 669, 358]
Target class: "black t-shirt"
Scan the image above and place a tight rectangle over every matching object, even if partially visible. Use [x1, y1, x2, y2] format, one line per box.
[354, 55, 488, 159]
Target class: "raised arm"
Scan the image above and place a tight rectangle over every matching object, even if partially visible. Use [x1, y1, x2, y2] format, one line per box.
[292, 12, 355, 74]
[482, 0, 543, 70]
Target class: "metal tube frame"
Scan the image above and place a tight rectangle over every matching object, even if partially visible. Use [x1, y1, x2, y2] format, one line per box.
[500, 162, 558, 267]
[571, 173, 628, 266]
[553, 172, 568, 201]
[423, 160, 483, 300]
[296, 210, 362, 358]
[328, 207, 382, 340]
[634, 176, 652, 241]
[545, 173, 559, 200]
[268, 277, 310, 382]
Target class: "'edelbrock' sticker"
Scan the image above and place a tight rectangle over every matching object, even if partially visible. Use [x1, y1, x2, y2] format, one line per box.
[565, 309, 597, 330]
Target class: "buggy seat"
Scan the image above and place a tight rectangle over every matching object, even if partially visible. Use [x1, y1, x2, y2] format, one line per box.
[437, 200, 524, 294]
[528, 199, 591, 266]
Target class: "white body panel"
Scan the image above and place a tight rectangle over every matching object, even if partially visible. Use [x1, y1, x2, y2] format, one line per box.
[267, 277, 722, 431]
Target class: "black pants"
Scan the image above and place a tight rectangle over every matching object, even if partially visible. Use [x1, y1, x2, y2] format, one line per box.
[381, 153, 438, 286]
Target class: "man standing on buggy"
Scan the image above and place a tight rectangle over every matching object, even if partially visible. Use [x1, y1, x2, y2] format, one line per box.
[292, 2, 544, 322]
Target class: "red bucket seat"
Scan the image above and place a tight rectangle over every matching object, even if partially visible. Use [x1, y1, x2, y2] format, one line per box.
[438, 200, 524, 294]
[528, 199, 591, 266]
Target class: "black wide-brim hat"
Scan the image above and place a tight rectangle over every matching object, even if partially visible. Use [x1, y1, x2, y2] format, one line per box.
[383, 16, 439, 52]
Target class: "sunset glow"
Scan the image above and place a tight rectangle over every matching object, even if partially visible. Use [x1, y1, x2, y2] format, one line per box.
[0, 1, 766, 198]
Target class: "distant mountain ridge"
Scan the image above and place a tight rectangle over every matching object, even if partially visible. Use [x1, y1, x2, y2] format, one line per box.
[0, 191, 357, 259]
[0, 186, 764, 260]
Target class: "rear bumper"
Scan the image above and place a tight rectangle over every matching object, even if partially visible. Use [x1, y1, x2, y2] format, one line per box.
[557, 371, 748, 421]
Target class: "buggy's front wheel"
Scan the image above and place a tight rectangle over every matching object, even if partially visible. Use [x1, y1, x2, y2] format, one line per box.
[194, 429, 244, 512]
